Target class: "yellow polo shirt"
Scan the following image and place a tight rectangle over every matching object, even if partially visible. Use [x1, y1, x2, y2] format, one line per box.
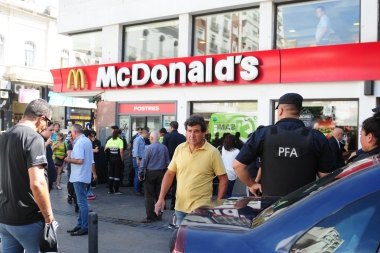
[169, 140, 226, 213]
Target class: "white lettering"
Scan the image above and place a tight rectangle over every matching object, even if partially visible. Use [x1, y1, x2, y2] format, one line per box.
[116, 67, 130, 87]
[133, 106, 160, 111]
[205, 58, 213, 82]
[96, 66, 117, 88]
[240, 56, 259, 81]
[215, 56, 235, 81]
[132, 64, 150, 86]
[151, 65, 168, 85]
[285, 147, 290, 156]
[188, 61, 204, 83]
[169, 62, 186, 84]
[279, 147, 284, 156]
[290, 148, 298, 157]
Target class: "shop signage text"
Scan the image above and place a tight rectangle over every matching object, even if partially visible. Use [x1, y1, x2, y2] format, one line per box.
[96, 55, 259, 88]
[119, 103, 176, 114]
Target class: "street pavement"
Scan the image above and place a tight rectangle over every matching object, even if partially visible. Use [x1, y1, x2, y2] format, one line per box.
[51, 172, 174, 253]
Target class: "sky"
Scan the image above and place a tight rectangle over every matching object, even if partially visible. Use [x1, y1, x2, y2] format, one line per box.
[34, 0, 58, 9]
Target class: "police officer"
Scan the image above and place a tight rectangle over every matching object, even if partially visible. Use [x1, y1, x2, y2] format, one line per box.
[233, 93, 334, 198]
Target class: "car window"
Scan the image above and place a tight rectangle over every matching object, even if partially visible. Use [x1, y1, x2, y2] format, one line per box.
[252, 156, 377, 228]
[291, 191, 380, 253]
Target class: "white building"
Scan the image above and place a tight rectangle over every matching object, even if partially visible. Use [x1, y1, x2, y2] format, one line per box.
[0, 0, 73, 130]
[52, 0, 379, 150]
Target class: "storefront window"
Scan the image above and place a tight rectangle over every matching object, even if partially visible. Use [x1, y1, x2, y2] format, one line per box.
[191, 101, 258, 142]
[274, 100, 359, 152]
[123, 20, 179, 62]
[194, 8, 260, 56]
[72, 31, 102, 66]
[276, 0, 360, 49]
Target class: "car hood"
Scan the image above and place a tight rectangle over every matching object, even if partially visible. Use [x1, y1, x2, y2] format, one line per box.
[180, 196, 279, 231]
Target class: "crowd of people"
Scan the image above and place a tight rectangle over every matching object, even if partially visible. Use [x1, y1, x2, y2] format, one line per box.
[1, 94, 380, 251]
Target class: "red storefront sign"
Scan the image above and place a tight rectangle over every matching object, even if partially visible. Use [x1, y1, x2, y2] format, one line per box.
[51, 42, 380, 93]
[119, 103, 176, 114]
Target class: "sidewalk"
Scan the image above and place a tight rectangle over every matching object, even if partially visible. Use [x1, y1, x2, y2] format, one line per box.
[47, 173, 174, 253]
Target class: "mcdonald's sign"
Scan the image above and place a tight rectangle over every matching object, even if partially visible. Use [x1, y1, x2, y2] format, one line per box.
[67, 69, 86, 89]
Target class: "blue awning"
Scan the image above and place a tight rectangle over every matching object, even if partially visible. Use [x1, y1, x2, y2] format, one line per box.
[48, 92, 97, 109]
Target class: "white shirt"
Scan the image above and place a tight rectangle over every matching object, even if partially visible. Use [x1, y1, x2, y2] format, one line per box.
[222, 147, 240, 181]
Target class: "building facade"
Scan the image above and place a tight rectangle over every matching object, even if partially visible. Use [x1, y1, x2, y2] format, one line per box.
[52, 0, 380, 151]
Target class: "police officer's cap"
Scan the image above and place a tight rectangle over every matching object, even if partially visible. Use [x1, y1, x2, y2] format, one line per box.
[276, 93, 303, 109]
[372, 105, 380, 112]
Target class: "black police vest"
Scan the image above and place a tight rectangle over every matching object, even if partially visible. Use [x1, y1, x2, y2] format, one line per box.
[261, 125, 318, 197]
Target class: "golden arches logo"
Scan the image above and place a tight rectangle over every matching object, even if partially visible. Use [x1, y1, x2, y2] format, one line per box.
[67, 69, 85, 89]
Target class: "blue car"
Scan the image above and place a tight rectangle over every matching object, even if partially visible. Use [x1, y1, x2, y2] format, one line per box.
[173, 155, 380, 253]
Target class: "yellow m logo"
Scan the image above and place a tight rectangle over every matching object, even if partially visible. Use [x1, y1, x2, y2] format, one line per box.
[67, 69, 85, 89]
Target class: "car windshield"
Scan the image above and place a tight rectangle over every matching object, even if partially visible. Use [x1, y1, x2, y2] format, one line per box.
[252, 156, 378, 228]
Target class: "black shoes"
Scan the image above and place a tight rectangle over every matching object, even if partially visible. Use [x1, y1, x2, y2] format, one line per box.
[134, 192, 142, 196]
[70, 228, 88, 236]
[67, 195, 73, 205]
[67, 226, 81, 233]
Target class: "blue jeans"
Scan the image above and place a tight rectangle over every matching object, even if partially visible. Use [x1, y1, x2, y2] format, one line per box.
[132, 157, 141, 193]
[175, 210, 188, 226]
[0, 220, 43, 253]
[225, 180, 236, 199]
[73, 182, 89, 229]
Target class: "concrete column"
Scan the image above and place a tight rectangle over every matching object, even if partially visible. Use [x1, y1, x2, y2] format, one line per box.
[178, 13, 192, 57]
[102, 24, 122, 63]
[360, 0, 378, 42]
[259, 1, 275, 50]
[257, 90, 273, 126]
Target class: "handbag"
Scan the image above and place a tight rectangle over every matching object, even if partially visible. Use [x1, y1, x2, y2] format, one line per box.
[40, 220, 59, 252]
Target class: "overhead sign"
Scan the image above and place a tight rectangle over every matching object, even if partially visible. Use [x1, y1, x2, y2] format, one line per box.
[51, 50, 280, 92]
[119, 103, 176, 114]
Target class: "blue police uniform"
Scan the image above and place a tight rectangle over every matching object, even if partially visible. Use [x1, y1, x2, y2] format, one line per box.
[236, 118, 334, 197]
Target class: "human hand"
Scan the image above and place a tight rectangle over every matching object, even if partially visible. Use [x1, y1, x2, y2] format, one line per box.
[92, 174, 97, 182]
[249, 183, 262, 197]
[155, 199, 166, 215]
[44, 214, 54, 224]
[349, 151, 357, 159]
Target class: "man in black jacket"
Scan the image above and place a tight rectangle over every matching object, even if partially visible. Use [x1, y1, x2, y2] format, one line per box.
[162, 121, 186, 209]
[328, 127, 345, 169]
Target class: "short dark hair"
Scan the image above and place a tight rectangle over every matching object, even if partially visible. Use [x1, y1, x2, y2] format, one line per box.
[23, 99, 52, 121]
[184, 114, 207, 132]
[83, 129, 92, 137]
[235, 132, 240, 138]
[159, 128, 168, 134]
[362, 112, 380, 147]
[111, 125, 119, 130]
[91, 130, 97, 137]
[170, 121, 179, 130]
[317, 6, 325, 12]
[53, 123, 60, 127]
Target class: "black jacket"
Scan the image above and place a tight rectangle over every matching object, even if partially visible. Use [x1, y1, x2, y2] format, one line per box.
[162, 130, 186, 160]
[328, 137, 345, 169]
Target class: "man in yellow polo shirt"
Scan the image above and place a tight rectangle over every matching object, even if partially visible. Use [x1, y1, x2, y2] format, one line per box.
[155, 114, 228, 225]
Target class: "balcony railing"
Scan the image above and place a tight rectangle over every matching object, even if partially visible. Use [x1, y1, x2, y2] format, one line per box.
[223, 28, 230, 38]
[209, 43, 218, 54]
[210, 23, 219, 33]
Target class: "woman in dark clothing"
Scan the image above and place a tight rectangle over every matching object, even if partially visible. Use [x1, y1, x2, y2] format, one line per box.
[348, 112, 380, 163]
[105, 129, 124, 194]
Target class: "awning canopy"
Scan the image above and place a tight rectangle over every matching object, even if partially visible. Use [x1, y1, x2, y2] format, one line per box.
[48, 92, 97, 109]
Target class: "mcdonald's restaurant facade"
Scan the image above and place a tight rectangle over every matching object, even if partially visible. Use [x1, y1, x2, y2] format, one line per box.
[52, 0, 380, 150]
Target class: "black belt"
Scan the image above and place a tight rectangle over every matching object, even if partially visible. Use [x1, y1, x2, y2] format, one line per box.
[146, 169, 166, 172]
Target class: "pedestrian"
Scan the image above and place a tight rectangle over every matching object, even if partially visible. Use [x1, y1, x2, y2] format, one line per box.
[90, 130, 101, 189]
[133, 129, 149, 196]
[155, 114, 228, 226]
[65, 131, 79, 212]
[233, 93, 334, 199]
[105, 129, 124, 195]
[65, 124, 97, 236]
[51, 122, 60, 141]
[139, 131, 170, 223]
[0, 98, 54, 252]
[52, 132, 67, 190]
[347, 112, 380, 163]
[328, 127, 345, 169]
[162, 121, 186, 209]
[159, 127, 168, 143]
[221, 134, 240, 198]
[39, 122, 57, 192]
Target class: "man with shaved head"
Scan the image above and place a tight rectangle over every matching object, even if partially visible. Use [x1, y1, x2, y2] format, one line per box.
[138, 131, 170, 223]
[328, 127, 345, 169]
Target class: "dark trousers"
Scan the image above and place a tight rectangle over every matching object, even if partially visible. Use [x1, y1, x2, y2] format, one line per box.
[109, 156, 124, 192]
[170, 177, 177, 208]
[144, 170, 166, 220]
